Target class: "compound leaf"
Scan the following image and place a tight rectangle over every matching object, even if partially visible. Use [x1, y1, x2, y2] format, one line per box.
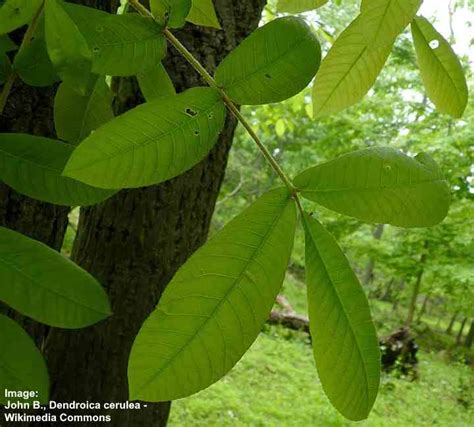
[277, 0, 328, 13]
[0, 0, 42, 34]
[215, 17, 321, 105]
[411, 16, 468, 118]
[128, 188, 297, 401]
[294, 147, 451, 227]
[137, 62, 176, 102]
[54, 76, 114, 144]
[312, 0, 421, 117]
[0, 226, 111, 328]
[44, 0, 92, 94]
[0, 133, 115, 206]
[0, 314, 49, 405]
[150, 0, 191, 28]
[64, 87, 226, 189]
[303, 214, 380, 421]
[64, 3, 166, 76]
[186, 0, 220, 29]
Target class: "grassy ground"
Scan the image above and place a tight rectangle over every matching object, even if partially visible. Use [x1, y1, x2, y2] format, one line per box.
[169, 274, 474, 426]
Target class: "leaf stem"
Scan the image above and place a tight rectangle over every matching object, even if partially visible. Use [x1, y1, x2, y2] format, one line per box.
[129, 0, 297, 194]
[0, 1, 45, 115]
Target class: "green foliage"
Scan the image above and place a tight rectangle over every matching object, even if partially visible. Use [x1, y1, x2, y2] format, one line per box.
[54, 76, 114, 144]
[44, 0, 92, 94]
[0, 133, 115, 206]
[294, 147, 451, 227]
[277, 0, 328, 13]
[0, 226, 111, 328]
[215, 17, 321, 105]
[64, 3, 167, 76]
[0, 314, 49, 405]
[128, 188, 297, 401]
[64, 87, 226, 189]
[303, 214, 380, 420]
[137, 62, 176, 102]
[312, 0, 421, 117]
[186, 0, 220, 29]
[411, 16, 468, 118]
[151, 0, 191, 28]
[0, 0, 42, 34]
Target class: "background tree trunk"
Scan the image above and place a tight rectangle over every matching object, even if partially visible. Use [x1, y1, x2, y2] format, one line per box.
[446, 311, 459, 335]
[464, 320, 474, 348]
[41, 1, 266, 426]
[363, 223, 384, 288]
[405, 242, 428, 327]
[456, 317, 467, 346]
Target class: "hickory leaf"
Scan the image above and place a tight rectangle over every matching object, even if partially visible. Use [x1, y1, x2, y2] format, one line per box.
[64, 87, 226, 190]
[411, 16, 468, 118]
[137, 62, 176, 102]
[303, 214, 380, 421]
[277, 0, 328, 13]
[312, 0, 421, 117]
[0, 314, 49, 405]
[128, 188, 297, 401]
[0, 0, 42, 34]
[215, 17, 321, 105]
[151, 0, 191, 28]
[0, 226, 111, 328]
[186, 0, 220, 29]
[54, 76, 114, 144]
[44, 0, 92, 94]
[0, 133, 115, 206]
[64, 3, 166, 76]
[294, 147, 451, 228]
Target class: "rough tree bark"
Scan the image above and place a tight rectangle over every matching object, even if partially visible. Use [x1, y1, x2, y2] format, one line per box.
[40, 1, 266, 426]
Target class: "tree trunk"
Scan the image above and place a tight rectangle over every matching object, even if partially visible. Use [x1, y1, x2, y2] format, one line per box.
[41, 2, 266, 426]
[464, 320, 474, 348]
[363, 224, 384, 287]
[405, 242, 428, 327]
[416, 293, 430, 324]
[446, 311, 459, 335]
[456, 317, 467, 345]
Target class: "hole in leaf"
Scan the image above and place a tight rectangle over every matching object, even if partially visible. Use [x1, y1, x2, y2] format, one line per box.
[265, 74, 272, 79]
[429, 39, 440, 49]
[92, 46, 100, 53]
[194, 130, 200, 136]
[208, 112, 214, 119]
[185, 107, 197, 117]
[384, 164, 392, 172]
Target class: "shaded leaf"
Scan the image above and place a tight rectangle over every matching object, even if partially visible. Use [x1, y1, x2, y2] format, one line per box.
[137, 62, 176, 102]
[312, 0, 421, 117]
[0, 0, 42, 34]
[64, 87, 226, 189]
[0, 226, 111, 328]
[215, 17, 321, 105]
[65, 3, 166, 76]
[294, 147, 451, 227]
[0, 314, 49, 405]
[277, 0, 328, 13]
[44, 0, 92, 94]
[0, 133, 115, 206]
[303, 214, 380, 421]
[411, 16, 468, 118]
[128, 188, 297, 401]
[150, 0, 191, 28]
[54, 76, 114, 144]
[186, 0, 220, 29]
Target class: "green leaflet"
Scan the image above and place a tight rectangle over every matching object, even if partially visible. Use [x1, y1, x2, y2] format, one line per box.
[54, 76, 114, 144]
[64, 87, 226, 190]
[411, 16, 468, 118]
[64, 3, 166, 77]
[13, 17, 59, 87]
[128, 188, 297, 401]
[186, 0, 220, 29]
[215, 17, 321, 105]
[0, 133, 116, 206]
[312, 0, 421, 117]
[150, 0, 191, 28]
[294, 147, 451, 228]
[303, 214, 380, 421]
[0, 227, 111, 328]
[137, 62, 176, 102]
[277, 0, 328, 13]
[0, 0, 42, 34]
[44, 0, 92, 95]
[0, 314, 49, 405]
